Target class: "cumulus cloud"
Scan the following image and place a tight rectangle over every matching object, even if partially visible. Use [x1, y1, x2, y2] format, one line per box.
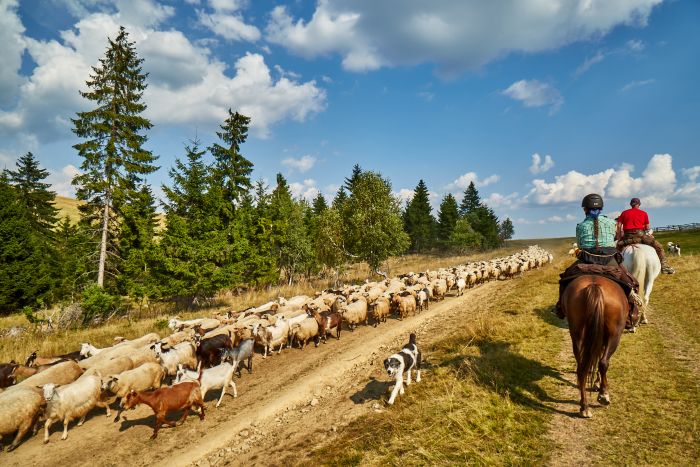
[529, 153, 555, 174]
[485, 191, 521, 209]
[683, 166, 700, 182]
[282, 155, 317, 173]
[620, 79, 655, 92]
[0, 7, 326, 144]
[395, 188, 415, 205]
[0, 0, 25, 107]
[445, 172, 500, 191]
[265, 0, 663, 75]
[290, 179, 319, 201]
[502, 80, 563, 114]
[526, 153, 698, 207]
[46, 164, 81, 197]
[197, 0, 261, 42]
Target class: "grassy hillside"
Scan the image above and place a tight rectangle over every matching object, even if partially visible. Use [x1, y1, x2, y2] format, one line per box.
[654, 228, 700, 254]
[55, 195, 82, 223]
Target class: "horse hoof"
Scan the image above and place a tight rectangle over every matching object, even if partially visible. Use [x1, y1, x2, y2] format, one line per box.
[629, 327, 637, 333]
[597, 394, 610, 405]
[641, 318, 648, 325]
[580, 409, 593, 418]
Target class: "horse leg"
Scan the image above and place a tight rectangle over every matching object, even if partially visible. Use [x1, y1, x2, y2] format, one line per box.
[597, 335, 620, 406]
[570, 329, 591, 418]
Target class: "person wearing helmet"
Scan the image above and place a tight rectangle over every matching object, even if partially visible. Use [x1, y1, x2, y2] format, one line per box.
[555, 194, 639, 328]
[616, 198, 674, 274]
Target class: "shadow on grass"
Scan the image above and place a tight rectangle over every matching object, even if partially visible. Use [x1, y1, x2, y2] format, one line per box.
[350, 376, 392, 404]
[536, 305, 570, 330]
[444, 340, 580, 417]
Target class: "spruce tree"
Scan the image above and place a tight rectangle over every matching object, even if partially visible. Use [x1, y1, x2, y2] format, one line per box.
[459, 181, 481, 216]
[6, 152, 58, 237]
[332, 186, 348, 210]
[209, 109, 253, 223]
[436, 193, 459, 245]
[403, 179, 435, 252]
[344, 163, 362, 194]
[312, 192, 328, 216]
[72, 26, 158, 288]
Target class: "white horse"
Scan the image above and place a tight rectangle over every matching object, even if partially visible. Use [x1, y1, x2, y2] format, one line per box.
[622, 244, 660, 326]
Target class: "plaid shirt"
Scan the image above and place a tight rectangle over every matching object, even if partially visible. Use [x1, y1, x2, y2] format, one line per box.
[576, 215, 617, 249]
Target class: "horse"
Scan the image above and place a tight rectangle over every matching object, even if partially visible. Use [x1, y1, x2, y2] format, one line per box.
[622, 244, 660, 325]
[561, 275, 628, 418]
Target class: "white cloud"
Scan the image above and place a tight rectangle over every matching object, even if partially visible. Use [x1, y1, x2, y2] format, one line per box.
[395, 188, 415, 205]
[0, 0, 25, 107]
[526, 154, 697, 208]
[683, 166, 700, 182]
[574, 50, 606, 77]
[290, 178, 319, 201]
[47, 164, 81, 197]
[529, 153, 555, 174]
[197, 10, 261, 42]
[485, 191, 521, 209]
[620, 79, 655, 92]
[0, 9, 326, 143]
[573, 39, 646, 77]
[626, 39, 645, 51]
[265, 1, 663, 75]
[445, 172, 500, 191]
[282, 155, 317, 173]
[502, 80, 563, 114]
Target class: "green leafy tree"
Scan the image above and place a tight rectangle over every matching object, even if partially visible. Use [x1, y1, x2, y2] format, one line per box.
[278, 202, 314, 284]
[436, 193, 459, 245]
[459, 181, 481, 217]
[403, 179, 436, 252]
[449, 218, 482, 254]
[314, 207, 347, 285]
[342, 171, 409, 276]
[71, 26, 158, 288]
[499, 217, 515, 244]
[6, 152, 59, 237]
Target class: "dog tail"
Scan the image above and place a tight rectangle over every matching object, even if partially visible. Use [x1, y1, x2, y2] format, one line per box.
[409, 333, 417, 345]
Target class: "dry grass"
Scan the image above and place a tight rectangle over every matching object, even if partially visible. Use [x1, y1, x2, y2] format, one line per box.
[307, 239, 700, 465]
[55, 195, 82, 223]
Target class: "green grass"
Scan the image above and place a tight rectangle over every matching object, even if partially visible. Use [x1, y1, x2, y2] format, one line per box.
[654, 228, 700, 255]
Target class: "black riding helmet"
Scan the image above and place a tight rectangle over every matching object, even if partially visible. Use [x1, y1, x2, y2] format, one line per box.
[581, 193, 604, 209]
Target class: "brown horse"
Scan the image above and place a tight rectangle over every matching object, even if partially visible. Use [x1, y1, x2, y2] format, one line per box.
[561, 275, 627, 418]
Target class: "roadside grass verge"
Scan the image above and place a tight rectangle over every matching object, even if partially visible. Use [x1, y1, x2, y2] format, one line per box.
[0, 242, 558, 364]
[307, 243, 570, 465]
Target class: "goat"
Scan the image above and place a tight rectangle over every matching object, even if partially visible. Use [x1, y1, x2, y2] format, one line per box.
[221, 339, 254, 377]
[175, 362, 237, 408]
[102, 362, 164, 422]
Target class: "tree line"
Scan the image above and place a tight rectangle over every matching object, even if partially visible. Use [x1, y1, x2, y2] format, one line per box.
[0, 27, 512, 317]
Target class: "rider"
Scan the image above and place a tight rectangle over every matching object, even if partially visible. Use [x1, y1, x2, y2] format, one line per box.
[555, 194, 639, 328]
[616, 198, 675, 274]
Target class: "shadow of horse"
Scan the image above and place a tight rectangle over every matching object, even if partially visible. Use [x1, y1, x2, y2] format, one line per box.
[444, 340, 579, 417]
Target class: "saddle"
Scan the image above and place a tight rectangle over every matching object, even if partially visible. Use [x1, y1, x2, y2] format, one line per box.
[576, 247, 622, 266]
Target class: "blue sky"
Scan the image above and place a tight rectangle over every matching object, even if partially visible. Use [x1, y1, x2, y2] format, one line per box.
[1, 0, 699, 238]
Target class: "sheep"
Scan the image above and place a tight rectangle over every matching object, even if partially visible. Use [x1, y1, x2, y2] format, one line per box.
[122, 379, 205, 439]
[102, 362, 165, 422]
[160, 329, 196, 348]
[175, 362, 237, 407]
[369, 297, 391, 326]
[0, 386, 45, 451]
[455, 277, 467, 297]
[43, 373, 109, 443]
[431, 279, 447, 301]
[113, 332, 160, 348]
[391, 293, 417, 320]
[221, 338, 254, 377]
[340, 298, 369, 331]
[254, 317, 289, 358]
[79, 342, 106, 358]
[417, 288, 430, 311]
[150, 341, 197, 377]
[167, 317, 206, 332]
[78, 343, 140, 370]
[17, 360, 83, 388]
[80, 356, 134, 380]
[289, 318, 320, 349]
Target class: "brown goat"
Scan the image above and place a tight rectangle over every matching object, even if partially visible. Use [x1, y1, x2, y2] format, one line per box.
[122, 377, 204, 439]
[308, 309, 343, 343]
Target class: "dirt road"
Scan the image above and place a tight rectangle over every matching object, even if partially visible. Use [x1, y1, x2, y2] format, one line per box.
[3, 277, 512, 467]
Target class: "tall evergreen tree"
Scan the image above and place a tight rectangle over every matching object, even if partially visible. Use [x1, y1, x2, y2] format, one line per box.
[312, 192, 328, 216]
[71, 26, 158, 288]
[467, 205, 500, 249]
[403, 179, 435, 252]
[344, 163, 363, 194]
[6, 152, 58, 237]
[332, 186, 348, 210]
[209, 109, 253, 223]
[459, 181, 481, 216]
[436, 193, 459, 245]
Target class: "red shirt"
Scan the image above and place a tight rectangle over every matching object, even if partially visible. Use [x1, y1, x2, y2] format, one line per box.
[617, 207, 649, 232]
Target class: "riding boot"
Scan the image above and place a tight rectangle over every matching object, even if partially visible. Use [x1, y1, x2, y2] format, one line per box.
[554, 300, 565, 319]
[661, 261, 675, 274]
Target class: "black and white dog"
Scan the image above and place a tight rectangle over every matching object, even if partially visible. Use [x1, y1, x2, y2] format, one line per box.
[383, 333, 422, 405]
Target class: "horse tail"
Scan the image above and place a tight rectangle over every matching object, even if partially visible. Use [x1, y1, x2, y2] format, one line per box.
[579, 281, 606, 392]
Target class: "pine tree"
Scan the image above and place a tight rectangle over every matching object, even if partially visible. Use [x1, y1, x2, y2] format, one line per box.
[467, 205, 500, 249]
[344, 163, 362, 194]
[459, 181, 481, 216]
[71, 26, 158, 288]
[209, 109, 253, 224]
[6, 152, 59, 237]
[312, 192, 328, 216]
[436, 193, 459, 245]
[342, 171, 409, 276]
[403, 179, 435, 252]
[332, 186, 348, 210]
[499, 217, 515, 244]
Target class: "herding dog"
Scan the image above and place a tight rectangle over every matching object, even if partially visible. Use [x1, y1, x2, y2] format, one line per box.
[383, 333, 422, 405]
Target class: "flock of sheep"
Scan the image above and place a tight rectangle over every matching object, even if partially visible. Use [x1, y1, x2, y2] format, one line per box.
[0, 246, 553, 452]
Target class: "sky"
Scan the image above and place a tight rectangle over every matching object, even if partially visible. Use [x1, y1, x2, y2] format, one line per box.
[0, 0, 699, 238]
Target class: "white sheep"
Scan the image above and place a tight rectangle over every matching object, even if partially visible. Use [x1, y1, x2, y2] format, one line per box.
[340, 298, 368, 330]
[102, 363, 164, 422]
[289, 317, 320, 349]
[0, 386, 44, 451]
[150, 341, 197, 376]
[80, 356, 133, 380]
[175, 362, 237, 408]
[17, 360, 83, 388]
[254, 318, 289, 358]
[43, 374, 108, 443]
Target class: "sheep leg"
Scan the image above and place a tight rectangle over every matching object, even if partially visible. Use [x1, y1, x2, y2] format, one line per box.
[98, 398, 111, 417]
[77, 415, 86, 426]
[44, 418, 54, 443]
[230, 380, 238, 398]
[7, 418, 32, 451]
[277, 342, 284, 354]
[61, 419, 69, 440]
[247, 354, 253, 374]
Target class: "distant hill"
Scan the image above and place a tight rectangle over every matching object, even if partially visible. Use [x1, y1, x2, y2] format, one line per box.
[55, 195, 83, 223]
